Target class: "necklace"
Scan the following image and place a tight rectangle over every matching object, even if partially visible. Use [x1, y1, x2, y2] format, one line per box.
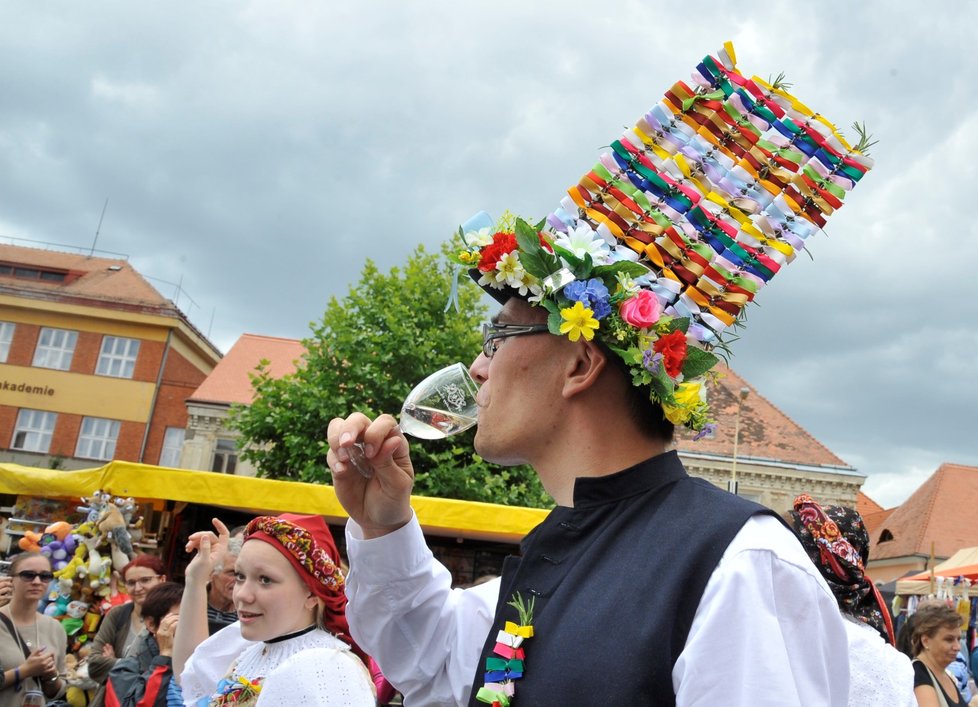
[2, 606, 39, 650]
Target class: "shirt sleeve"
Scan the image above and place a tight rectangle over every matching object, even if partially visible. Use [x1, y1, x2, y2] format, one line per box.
[256, 647, 376, 707]
[178, 621, 251, 705]
[345, 513, 499, 707]
[673, 514, 851, 707]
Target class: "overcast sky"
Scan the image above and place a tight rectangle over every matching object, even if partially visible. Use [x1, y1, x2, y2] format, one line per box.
[1, 2, 974, 508]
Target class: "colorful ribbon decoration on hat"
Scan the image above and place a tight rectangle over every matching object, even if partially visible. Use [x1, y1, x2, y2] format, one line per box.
[453, 42, 873, 433]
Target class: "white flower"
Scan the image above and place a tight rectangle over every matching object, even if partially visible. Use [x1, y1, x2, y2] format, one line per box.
[464, 227, 493, 248]
[554, 224, 611, 262]
[494, 252, 526, 286]
[477, 272, 505, 290]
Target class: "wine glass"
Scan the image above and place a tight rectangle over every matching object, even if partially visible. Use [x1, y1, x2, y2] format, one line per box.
[346, 362, 479, 478]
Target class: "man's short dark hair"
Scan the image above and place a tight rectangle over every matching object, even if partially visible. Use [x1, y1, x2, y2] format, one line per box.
[142, 582, 184, 629]
[600, 341, 675, 443]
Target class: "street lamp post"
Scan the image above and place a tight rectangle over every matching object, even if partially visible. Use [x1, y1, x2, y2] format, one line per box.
[728, 387, 750, 495]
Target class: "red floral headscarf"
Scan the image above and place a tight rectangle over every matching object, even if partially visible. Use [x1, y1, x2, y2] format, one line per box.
[788, 494, 895, 644]
[244, 513, 360, 658]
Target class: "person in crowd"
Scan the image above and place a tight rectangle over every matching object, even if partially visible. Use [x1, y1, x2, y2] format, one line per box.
[0, 552, 67, 706]
[105, 582, 184, 707]
[326, 40, 872, 706]
[948, 650, 974, 703]
[89, 554, 167, 707]
[205, 535, 240, 635]
[175, 514, 374, 706]
[912, 603, 970, 707]
[786, 494, 915, 706]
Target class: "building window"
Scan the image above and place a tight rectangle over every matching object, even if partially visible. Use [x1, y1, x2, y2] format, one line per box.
[32, 327, 78, 370]
[0, 321, 14, 362]
[96, 336, 140, 378]
[11, 409, 57, 453]
[211, 439, 238, 474]
[75, 417, 121, 461]
[159, 427, 185, 467]
[878, 529, 894, 543]
[0, 262, 68, 283]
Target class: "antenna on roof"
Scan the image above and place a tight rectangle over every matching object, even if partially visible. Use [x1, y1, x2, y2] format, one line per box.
[88, 197, 110, 257]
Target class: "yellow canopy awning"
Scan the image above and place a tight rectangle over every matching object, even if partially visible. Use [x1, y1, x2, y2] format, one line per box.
[0, 461, 550, 544]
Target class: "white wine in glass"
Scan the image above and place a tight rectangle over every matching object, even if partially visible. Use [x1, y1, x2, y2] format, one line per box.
[347, 362, 479, 477]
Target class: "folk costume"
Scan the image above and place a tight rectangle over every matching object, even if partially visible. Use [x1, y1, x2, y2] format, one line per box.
[788, 495, 915, 707]
[348, 43, 875, 706]
[181, 514, 374, 707]
[348, 454, 849, 705]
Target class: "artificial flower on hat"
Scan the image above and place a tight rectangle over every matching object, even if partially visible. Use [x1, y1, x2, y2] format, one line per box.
[450, 41, 874, 433]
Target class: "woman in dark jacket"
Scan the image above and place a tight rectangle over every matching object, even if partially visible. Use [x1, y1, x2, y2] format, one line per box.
[105, 582, 183, 707]
[89, 555, 167, 707]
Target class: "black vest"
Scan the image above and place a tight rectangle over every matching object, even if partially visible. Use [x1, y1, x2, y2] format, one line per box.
[467, 451, 772, 706]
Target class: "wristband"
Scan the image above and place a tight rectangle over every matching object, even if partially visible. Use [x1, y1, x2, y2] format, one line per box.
[13, 667, 20, 691]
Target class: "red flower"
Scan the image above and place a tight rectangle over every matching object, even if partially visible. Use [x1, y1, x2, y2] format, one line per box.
[477, 232, 518, 272]
[652, 330, 688, 378]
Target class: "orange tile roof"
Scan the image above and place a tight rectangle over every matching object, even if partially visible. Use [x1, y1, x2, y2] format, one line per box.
[189, 333, 306, 405]
[0, 243, 172, 312]
[676, 365, 850, 469]
[870, 462, 978, 561]
[862, 508, 895, 540]
[857, 491, 885, 517]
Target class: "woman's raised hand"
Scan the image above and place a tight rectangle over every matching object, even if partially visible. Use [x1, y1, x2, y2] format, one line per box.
[184, 518, 231, 586]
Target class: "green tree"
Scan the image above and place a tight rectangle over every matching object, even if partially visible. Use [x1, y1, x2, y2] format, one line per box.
[230, 244, 552, 509]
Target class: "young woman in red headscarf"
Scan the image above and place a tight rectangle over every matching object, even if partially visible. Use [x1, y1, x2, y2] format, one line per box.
[173, 514, 374, 706]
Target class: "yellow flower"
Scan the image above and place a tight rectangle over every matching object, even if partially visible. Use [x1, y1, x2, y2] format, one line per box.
[662, 381, 704, 425]
[559, 301, 599, 342]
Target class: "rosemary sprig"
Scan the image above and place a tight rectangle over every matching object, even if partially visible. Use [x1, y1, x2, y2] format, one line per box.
[507, 591, 535, 626]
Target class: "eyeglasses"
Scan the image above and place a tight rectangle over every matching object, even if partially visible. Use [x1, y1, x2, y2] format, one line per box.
[14, 571, 54, 583]
[124, 575, 162, 589]
[482, 322, 551, 359]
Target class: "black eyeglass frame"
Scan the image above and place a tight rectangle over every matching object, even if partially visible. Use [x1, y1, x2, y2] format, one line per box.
[482, 322, 551, 358]
[13, 570, 54, 583]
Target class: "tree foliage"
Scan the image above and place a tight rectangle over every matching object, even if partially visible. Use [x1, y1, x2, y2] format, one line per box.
[230, 244, 552, 509]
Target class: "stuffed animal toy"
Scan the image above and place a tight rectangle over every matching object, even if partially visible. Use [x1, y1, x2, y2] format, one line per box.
[95, 503, 134, 562]
[17, 529, 42, 553]
[76, 491, 111, 524]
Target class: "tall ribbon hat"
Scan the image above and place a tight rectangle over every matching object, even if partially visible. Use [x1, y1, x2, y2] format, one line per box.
[452, 42, 874, 432]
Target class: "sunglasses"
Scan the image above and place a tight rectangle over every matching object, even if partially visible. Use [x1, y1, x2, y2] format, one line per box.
[14, 570, 54, 582]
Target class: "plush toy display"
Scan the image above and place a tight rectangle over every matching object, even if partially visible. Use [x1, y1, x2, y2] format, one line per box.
[7, 488, 149, 667]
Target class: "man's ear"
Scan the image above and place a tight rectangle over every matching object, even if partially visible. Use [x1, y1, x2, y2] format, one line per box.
[561, 338, 608, 399]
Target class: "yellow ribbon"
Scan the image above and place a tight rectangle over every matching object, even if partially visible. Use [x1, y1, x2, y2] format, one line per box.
[505, 621, 534, 638]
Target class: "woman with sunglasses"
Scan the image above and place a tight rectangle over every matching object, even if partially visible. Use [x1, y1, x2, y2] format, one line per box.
[88, 554, 166, 707]
[0, 552, 67, 706]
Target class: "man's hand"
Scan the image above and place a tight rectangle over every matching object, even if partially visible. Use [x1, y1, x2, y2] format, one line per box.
[327, 412, 414, 539]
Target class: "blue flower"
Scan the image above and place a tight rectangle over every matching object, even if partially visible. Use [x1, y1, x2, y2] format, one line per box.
[592, 299, 612, 320]
[583, 278, 609, 301]
[693, 423, 718, 441]
[642, 349, 662, 374]
[563, 280, 589, 304]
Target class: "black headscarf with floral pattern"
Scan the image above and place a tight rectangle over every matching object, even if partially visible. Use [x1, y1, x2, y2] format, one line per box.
[788, 494, 895, 644]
